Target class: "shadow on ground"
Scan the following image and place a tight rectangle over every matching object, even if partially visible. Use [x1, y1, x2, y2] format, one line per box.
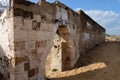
[49, 41, 120, 80]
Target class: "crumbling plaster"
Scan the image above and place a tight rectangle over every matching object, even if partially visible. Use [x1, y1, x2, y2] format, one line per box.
[0, 0, 105, 80]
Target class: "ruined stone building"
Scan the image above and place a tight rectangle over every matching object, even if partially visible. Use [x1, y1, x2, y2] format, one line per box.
[0, 0, 105, 80]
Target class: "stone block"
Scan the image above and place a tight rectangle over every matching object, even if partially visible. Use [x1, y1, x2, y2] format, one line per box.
[24, 62, 30, 71]
[36, 67, 39, 74]
[28, 31, 37, 41]
[40, 22, 47, 31]
[14, 8, 33, 19]
[28, 69, 35, 78]
[36, 41, 47, 48]
[33, 14, 41, 22]
[32, 20, 41, 31]
[14, 42, 25, 51]
[23, 19, 32, 31]
[31, 49, 37, 54]
[37, 48, 44, 54]
[46, 14, 53, 22]
[15, 73, 28, 80]
[37, 31, 46, 41]
[14, 30, 28, 42]
[14, 17, 24, 30]
[15, 62, 25, 74]
[11, 56, 29, 65]
[48, 23, 54, 32]
[45, 32, 52, 40]
[25, 41, 36, 50]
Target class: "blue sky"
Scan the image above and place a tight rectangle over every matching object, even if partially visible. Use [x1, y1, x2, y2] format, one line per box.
[30, 0, 120, 35]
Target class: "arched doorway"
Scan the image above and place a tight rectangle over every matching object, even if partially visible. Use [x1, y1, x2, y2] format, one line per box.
[50, 25, 71, 71]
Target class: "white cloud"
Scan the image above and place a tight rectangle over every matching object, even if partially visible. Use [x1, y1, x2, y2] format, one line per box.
[76, 9, 120, 35]
[75, 8, 82, 11]
[85, 10, 120, 26]
[0, 0, 9, 6]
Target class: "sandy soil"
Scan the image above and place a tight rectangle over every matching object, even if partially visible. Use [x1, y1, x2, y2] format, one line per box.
[47, 41, 120, 80]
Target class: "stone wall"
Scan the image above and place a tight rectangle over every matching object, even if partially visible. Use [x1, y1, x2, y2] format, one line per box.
[0, 0, 105, 80]
[12, 1, 55, 80]
[0, 2, 15, 80]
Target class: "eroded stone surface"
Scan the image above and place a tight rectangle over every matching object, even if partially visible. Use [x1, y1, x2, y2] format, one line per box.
[0, 0, 105, 80]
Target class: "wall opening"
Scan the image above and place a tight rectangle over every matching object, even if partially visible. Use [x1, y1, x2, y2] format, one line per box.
[57, 25, 71, 71]
[45, 25, 71, 78]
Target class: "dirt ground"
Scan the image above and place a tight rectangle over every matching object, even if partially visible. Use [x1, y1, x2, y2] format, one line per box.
[47, 41, 120, 80]
[0, 41, 120, 80]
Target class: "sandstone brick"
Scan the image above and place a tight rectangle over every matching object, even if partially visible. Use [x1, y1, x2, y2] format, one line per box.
[14, 30, 28, 42]
[23, 19, 32, 31]
[40, 22, 49, 31]
[15, 62, 25, 74]
[48, 23, 54, 32]
[32, 20, 41, 31]
[11, 56, 29, 65]
[14, 42, 25, 51]
[24, 62, 30, 71]
[36, 41, 47, 48]
[33, 14, 41, 22]
[37, 48, 44, 54]
[14, 17, 24, 30]
[31, 49, 37, 54]
[37, 31, 46, 41]
[36, 67, 39, 74]
[14, 8, 33, 19]
[28, 31, 37, 41]
[25, 41, 36, 50]
[41, 15, 46, 23]
[28, 69, 35, 78]
[9, 42, 25, 51]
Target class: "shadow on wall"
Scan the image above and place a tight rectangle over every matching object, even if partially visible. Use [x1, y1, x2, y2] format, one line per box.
[0, 45, 12, 80]
[50, 25, 72, 72]
[74, 44, 104, 68]
[57, 25, 72, 71]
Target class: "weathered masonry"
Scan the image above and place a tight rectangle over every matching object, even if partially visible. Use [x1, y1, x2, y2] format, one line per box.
[0, 0, 105, 80]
